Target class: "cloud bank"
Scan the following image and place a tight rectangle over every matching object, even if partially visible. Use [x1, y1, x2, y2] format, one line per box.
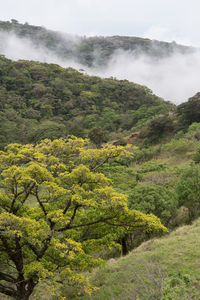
[0, 31, 83, 70]
[95, 49, 200, 104]
[1, 31, 200, 104]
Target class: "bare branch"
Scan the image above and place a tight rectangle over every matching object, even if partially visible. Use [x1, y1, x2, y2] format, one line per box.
[63, 199, 71, 215]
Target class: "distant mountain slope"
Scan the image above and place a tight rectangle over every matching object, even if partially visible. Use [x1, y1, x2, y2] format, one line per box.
[0, 54, 172, 148]
[0, 20, 194, 67]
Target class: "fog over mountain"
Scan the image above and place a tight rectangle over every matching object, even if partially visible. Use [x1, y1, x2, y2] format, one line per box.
[96, 49, 200, 104]
[0, 31, 83, 70]
[0, 30, 200, 104]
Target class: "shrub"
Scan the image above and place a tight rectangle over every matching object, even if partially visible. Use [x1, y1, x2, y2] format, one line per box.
[128, 184, 178, 225]
[164, 138, 194, 155]
[176, 165, 200, 220]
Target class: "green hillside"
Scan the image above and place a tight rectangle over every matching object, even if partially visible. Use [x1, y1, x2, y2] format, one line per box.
[71, 218, 200, 300]
[0, 54, 172, 148]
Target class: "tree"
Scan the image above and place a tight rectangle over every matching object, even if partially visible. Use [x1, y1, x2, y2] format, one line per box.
[128, 184, 178, 225]
[177, 93, 200, 130]
[176, 165, 200, 220]
[88, 127, 109, 147]
[141, 114, 175, 144]
[0, 137, 166, 299]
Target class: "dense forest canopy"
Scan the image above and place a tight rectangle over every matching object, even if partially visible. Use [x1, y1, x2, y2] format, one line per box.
[0, 54, 172, 148]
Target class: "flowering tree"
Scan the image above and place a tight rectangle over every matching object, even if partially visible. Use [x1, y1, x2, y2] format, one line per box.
[0, 137, 166, 299]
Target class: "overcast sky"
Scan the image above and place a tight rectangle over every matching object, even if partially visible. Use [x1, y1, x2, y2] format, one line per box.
[1, 0, 200, 45]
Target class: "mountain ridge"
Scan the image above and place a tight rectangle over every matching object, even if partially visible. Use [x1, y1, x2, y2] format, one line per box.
[0, 19, 195, 67]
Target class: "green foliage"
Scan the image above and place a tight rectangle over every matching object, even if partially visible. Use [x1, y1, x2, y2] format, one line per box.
[88, 127, 109, 147]
[128, 184, 177, 225]
[176, 165, 200, 219]
[185, 122, 200, 138]
[193, 144, 200, 164]
[0, 55, 171, 148]
[134, 145, 162, 163]
[162, 273, 193, 300]
[73, 218, 200, 300]
[121, 104, 171, 130]
[137, 160, 166, 175]
[0, 138, 166, 299]
[141, 114, 175, 144]
[98, 164, 137, 195]
[164, 138, 194, 155]
[177, 92, 200, 130]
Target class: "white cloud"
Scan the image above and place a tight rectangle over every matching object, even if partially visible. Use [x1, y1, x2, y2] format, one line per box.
[95, 50, 200, 104]
[0, 32, 84, 70]
[1, 31, 200, 104]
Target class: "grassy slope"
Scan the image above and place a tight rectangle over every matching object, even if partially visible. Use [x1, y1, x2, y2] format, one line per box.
[74, 219, 200, 300]
[66, 139, 200, 300]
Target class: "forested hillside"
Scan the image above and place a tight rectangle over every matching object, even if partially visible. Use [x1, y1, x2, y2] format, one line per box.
[0, 20, 194, 67]
[0, 54, 172, 148]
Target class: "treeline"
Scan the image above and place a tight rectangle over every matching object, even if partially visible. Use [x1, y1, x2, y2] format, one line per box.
[0, 19, 194, 67]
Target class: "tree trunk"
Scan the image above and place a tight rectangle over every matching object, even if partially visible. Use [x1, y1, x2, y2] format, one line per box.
[121, 236, 128, 256]
[16, 278, 36, 300]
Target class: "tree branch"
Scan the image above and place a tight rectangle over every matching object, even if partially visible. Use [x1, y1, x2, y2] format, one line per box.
[9, 181, 36, 214]
[90, 156, 110, 171]
[90, 154, 119, 172]
[0, 271, 16, 283]
[63, 199, 71, 215]
[57, 217, 113, 232]
[35, 188, 47, 216]
[65, 204, 81, 228]
[0, 283, 17, 298]
[104, 220, 149, 229]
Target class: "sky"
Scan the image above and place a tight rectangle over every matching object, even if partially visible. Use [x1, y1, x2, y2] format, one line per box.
[0, 0, 200, 46]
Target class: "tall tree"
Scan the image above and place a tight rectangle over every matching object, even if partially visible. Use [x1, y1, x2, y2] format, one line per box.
[0, 137, 166, 299]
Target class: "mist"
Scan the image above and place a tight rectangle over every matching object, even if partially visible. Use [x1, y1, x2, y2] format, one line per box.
[0, 31, 84, 70]
[1, 31, 200, 104]
[95, 49, 200, 104]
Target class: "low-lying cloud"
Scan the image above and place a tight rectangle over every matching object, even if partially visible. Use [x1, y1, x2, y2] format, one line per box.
[0, 31, 83, 70]
[1, 31, 200, 104]
[95, 49, 200, 104]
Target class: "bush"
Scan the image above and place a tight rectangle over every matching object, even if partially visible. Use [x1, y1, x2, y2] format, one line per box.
[134, 145, 162, 163]
[185, 122, 200, 139]
[176, 165, 200, 220]
[164, 138, 194, 155]
[128, 184, 178, 225]
[137, 160, 166, 174]
[193, 144, 200, 163]
[140, 114, 175, 144]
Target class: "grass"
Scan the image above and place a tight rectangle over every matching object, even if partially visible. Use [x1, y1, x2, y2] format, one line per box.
[70, 218, 200, 300]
